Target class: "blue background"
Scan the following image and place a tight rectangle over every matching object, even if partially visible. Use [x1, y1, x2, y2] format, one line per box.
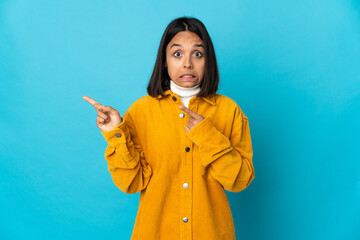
[1, 0, 360, 239]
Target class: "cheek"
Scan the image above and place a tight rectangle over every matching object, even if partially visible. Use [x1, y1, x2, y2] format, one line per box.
[197, 61, 205, 76]
[167, 61, 182, 75]
[167, 64, 175, 76]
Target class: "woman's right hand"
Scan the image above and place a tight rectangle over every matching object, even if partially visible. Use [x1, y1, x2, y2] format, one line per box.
[83, 95, 122, 132]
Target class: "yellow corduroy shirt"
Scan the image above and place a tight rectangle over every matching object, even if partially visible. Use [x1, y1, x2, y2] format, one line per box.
[100, 89, 255, 240]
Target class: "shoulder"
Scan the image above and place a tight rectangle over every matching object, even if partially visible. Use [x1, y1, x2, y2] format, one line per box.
[129, 94, 154, 107]
[121, 95, 155, 124]
[214, 94, 238, 107]
[213, 94, 248, 119]
[124, 94, 158, 115]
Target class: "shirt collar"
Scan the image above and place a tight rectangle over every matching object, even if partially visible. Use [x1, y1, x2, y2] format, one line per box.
[156, 89, 216, 106]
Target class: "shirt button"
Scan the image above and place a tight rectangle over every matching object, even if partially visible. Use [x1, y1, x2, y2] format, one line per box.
[179, 112, 185, 118]
[115, 133, 122, 138]
[183, 217, 188, 223]
[185, 147, 190, 152]
[183, 183, 189, 188]
[172, 96, 177, 101]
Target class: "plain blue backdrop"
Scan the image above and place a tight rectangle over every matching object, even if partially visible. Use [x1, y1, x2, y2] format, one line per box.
[1, 0, 360, 239]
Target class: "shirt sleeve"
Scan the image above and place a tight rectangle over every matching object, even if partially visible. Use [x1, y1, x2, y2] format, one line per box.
[100, 111, 152, 194]
[186, 106, 255, 193]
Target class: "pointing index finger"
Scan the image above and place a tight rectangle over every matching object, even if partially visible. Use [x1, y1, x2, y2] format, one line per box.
[179, 105, 198, 118]
[83, 95, 104, 112]
[83, 95, 100, 106]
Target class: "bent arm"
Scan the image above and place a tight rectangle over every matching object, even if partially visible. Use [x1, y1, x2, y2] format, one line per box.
[101, 112, 152, 194]
[186, 108, 254, 193]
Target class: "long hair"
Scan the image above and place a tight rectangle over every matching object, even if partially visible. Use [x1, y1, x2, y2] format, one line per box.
[147, 17, 219, 98]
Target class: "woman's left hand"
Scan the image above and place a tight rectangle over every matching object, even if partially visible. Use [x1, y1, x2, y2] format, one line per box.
[179, 105, 205, 133]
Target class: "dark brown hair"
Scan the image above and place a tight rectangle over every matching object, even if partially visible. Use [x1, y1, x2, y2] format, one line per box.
[147, 17, 219, 98]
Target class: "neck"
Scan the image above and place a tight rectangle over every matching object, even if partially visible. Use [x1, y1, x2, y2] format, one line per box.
[170, 80, 201, 97]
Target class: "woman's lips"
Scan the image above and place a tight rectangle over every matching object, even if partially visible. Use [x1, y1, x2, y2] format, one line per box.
[179, 75, 196, 80]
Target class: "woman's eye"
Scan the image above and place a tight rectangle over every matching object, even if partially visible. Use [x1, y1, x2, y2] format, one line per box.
[195, 52, 203, 57]
[174, 52, 181, 57]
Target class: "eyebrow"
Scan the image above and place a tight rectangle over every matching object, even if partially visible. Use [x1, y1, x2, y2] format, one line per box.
[170, 43, 204, 49]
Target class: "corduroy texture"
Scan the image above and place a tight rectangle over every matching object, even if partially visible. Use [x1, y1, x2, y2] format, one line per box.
[100, 89, 255, 240]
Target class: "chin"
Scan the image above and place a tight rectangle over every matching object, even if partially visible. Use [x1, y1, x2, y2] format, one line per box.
[181, 83, 198, 88]
[176, 80, 201, 88]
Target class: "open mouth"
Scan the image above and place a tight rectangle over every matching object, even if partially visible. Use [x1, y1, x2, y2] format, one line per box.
[180, 74, 196, 79]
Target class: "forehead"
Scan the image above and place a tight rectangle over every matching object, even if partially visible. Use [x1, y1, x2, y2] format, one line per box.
[167, 31, 203, 47]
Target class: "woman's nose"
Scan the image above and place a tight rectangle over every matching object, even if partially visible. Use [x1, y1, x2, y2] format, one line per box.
[183, 56, 193, 68]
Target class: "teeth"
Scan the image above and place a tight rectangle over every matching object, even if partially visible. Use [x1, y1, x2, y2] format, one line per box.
[182, 75, 194, 77]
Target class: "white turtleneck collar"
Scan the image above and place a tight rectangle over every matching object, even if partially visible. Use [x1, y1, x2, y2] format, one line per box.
[170, 80, 201, 108]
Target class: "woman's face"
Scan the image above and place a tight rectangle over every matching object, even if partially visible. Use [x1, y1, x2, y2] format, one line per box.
[165, 31, 205, 88]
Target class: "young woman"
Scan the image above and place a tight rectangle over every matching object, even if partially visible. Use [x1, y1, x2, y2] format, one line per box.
[83, 17, 255, 240]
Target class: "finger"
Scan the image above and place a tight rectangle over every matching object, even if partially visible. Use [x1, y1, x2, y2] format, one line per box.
[187, 120, 195, 129]
[96, 116, 105, 124]
[188, 115, 201, 125]
[178, 105, 199, 118]
[103, 105, 119, 115]
[83, 96, 105, 113]
[188, 115, 197, 123]
[97, 111, 109, 121]
[184, 126, 191, 133]
[92, 103, 106, 113]
[83, 95, 101, 107]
